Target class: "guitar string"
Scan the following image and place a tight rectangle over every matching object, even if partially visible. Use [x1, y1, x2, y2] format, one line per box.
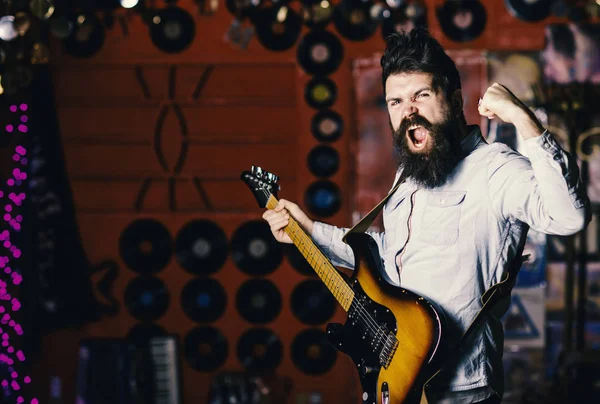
[260, 189, 397, 357]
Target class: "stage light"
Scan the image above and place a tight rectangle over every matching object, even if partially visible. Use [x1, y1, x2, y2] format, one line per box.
[121, 0, 140, 9]
[0, 16, 17, 41]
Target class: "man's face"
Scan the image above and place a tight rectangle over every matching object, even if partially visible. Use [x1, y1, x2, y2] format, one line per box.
[385, 72, 451, 151]
[384, 72, 463, 188]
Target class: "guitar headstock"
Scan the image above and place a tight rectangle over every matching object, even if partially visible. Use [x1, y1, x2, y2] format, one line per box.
[240, 166, 280, 208]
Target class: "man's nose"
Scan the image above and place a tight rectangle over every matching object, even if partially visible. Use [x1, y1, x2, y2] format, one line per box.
[401, 103, 418, 120]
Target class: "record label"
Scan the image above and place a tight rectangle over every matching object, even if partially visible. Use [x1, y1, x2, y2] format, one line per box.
[311, 109, 343, 142]
[297, 29, 343, 75]
[236, 279, 282, 324]
[181, 278, 227, 323]
[184, 326, 228, 372]
[119, 218, 172, 275]
[291, 280, 336, 325]
[124, 276, 170, 322]
[237, 328, 283, 372]
[305, 76, 337, 109]
[291, 328, 337, 375]
[231, 221, 283, 275]
[175, 219, 228, 275]
[304, 180, 342, 217]
[307, 145, 340, 178]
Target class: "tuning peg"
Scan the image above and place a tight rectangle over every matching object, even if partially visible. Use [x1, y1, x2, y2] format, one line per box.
[267, 173, 279, 183]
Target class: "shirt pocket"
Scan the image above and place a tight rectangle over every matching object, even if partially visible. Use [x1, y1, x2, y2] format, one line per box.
[419, 191, 467, 246]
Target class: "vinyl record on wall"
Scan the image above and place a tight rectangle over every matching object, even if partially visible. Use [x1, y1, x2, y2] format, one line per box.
[333, 0, 378, 41]
[63, 13, 105, 58]
[184, 326, 228, 372]
[226, 0, 258, 19]
[291, 280, 336, 325]
[505, 0, 552, 22]
[307, 145, 340, 178]
[382, 3, 428, 40]
[291, 328, 337, 375]
[302, 0, 334, 28]
[236, 279, 282, 324]
[436, 0, 487, 43]
[304, 180, 342, 217]
[253, 5, 302, 51]
[124, 276, 170, 322]
[174, 219, 228, 275]
[284, 244, 316, 276]
[305, 76, 337, 109]
[180, 278, 227, 323]
[231, 221, 283, 275]
[126, 323, 167, 348]
[149, 6, 195, 53]
[297, 29, 343, 75]
[237, 328, 283, 372]
[311, 109, 343, 142]
[119, 218, 172, 275]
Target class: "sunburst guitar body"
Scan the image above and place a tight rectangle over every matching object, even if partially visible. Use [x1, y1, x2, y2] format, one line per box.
[241, 166, 447, 404]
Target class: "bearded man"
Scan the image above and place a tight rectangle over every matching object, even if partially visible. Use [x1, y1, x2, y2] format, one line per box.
[262, 28, 590, 403]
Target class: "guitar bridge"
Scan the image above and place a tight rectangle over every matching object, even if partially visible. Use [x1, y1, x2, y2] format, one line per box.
[379, 332, 398, 369]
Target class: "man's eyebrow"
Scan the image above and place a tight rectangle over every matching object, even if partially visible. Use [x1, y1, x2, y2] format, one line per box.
[385, 87, 434, 102]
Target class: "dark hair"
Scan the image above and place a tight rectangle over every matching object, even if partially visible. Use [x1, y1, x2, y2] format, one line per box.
[380, 28, 462, 99]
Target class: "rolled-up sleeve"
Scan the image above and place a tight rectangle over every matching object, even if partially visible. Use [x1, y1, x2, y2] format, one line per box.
[311, 222, 385, 269]
[488, 130, 591, 235]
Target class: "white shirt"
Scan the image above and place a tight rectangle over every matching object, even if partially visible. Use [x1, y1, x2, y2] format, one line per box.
[311, 126, 590, 402]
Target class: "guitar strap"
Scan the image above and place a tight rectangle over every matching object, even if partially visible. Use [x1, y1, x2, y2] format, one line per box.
[342, 172, 527, 404]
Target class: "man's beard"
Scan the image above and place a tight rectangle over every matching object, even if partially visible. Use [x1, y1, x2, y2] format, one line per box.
[392, 111, 463, 189]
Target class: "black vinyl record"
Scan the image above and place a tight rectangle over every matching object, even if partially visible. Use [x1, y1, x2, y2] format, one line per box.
[333, 0, 378, 41]
[236, 279, 282, 324]
[180, 278, 227, 323]
[237, 328, 283, 372]
[284, 244, 316, 276]
[124, 276, 170, 322]
[311, 109, 343, 142]
[253, 5, 302, 51]
[291, 328, 337, 375]
[302, 1, 334, 28]
[505, 0, 552, 22]
[304, 180, 342, 217]
[382, 4, 428, 40]
[174, 219, 228, 275]
[149, 6, 195, 53]
[119, 218, 172, 275]
[237, 328, 283, 373]
[126, 322, 167, 348]
[436, 0, 487, 43]
[305, 76, 337, 109]
[307, 145, 340, 178]
[63, 13, 105, 58]
[291, 280, 336, 325]
[184, 326, 228, 372]
[226, 0, 259, 19]
[231, 221, 283, 275]
[297, 29, 344, 75]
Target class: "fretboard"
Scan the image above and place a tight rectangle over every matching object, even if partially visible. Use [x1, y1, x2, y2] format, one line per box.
[266, 196, 355, 311]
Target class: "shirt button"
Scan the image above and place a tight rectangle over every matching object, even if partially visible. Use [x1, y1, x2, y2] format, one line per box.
[441, 199, 446, 205]
[544, 143, 550, 149]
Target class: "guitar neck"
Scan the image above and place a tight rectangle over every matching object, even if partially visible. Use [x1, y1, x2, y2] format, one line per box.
[266, 196, 354, 312]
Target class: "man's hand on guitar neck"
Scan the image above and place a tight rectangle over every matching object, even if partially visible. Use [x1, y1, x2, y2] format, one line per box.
[262, 199, 314, 244]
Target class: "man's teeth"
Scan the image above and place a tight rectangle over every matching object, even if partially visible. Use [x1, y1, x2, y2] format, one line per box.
[409, 125, 421, 131]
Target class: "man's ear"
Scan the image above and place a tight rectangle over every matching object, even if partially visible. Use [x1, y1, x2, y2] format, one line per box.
[450, 89, 464, 117]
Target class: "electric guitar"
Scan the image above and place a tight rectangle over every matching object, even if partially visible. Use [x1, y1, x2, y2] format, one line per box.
[241, 166, 447, 404]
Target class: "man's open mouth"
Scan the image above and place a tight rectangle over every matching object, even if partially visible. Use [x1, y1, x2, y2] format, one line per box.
[408, 124, 429, 149]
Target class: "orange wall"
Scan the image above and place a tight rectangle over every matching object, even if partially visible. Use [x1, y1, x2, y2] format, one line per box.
[30, 0, 572, 402]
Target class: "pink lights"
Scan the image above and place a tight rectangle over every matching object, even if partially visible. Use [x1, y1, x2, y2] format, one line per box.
[1, 104, 35, 402]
